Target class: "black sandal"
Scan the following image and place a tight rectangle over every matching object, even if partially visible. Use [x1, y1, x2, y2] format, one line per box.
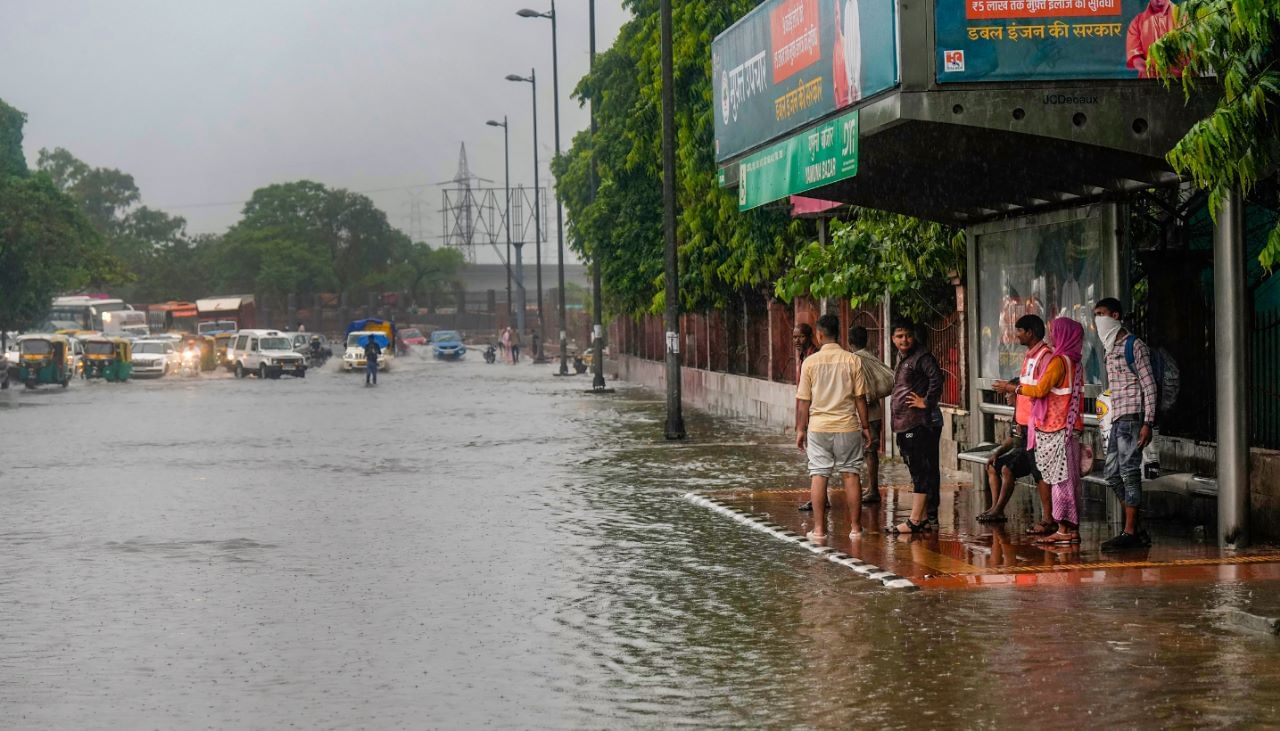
[892, 518, 927, 534]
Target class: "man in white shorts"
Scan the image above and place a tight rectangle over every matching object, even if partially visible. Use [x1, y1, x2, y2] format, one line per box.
[796, 314, 871, 542]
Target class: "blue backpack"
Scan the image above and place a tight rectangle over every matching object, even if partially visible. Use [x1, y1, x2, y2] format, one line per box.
[1124, 335, 1180, 417]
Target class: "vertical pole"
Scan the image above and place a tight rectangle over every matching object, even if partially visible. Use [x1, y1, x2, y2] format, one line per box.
[550, 1, 570, 375]
[589, 0, 608, 391]
[504, 118, 526, 333]
[660, 0, 684, 439]
[514, 244, 527, 333]
[531, 69, 546, 349]
[883, 287, 895, 459]
[503, 119, 513, 327]
[1215, 188, 1249, 549]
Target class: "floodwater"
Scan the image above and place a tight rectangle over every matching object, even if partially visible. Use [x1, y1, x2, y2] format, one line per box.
[2, 356, 1278, 728]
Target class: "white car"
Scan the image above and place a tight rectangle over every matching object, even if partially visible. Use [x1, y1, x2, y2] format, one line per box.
[228, 331, 307, 379]
[131, 339, 181, 378]
[342, 331, 393, 372]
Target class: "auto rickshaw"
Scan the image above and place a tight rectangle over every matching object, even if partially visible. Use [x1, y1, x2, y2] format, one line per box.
[16, 334, 73, 388]
[178, 333, 218, 373]
[82, 337, 133, 382]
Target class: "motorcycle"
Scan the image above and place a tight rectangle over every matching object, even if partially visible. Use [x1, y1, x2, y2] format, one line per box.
[482, 344, 497, 364]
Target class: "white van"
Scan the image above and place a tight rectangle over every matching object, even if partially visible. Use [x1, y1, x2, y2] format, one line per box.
[226, 329, 307, 379]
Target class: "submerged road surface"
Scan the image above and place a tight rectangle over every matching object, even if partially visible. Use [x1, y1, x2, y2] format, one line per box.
[2, 356, 1279, 727]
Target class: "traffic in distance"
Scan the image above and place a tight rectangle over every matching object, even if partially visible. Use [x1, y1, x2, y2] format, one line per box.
[1, 294, 472, 390]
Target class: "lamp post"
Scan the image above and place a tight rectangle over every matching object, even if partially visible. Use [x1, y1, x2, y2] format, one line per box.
[587, 0, 609, 392]
[659, 0, 684, 439]
[487, 117, 525, 334]
[505, 70, 546, 358]
[517, 2, 570, 376]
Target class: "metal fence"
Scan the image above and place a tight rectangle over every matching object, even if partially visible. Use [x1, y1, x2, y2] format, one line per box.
[611, 294, 966, 408]
[1253, 308, 1280, 450]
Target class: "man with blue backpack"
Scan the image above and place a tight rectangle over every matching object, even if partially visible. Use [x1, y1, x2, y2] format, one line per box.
[1094, 297, 1164, 550]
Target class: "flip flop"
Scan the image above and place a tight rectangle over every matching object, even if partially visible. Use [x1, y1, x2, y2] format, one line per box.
[805, 530, 828, 543]
[977, 513, 1008, 523]
[1025, 521, 1058, 536]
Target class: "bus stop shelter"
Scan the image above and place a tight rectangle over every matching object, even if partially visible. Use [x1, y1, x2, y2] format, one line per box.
[714, 0, 1256, 546]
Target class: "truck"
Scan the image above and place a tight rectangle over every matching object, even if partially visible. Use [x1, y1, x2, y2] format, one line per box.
[100, 309, 150, 337]
[196, 295, 256, 334]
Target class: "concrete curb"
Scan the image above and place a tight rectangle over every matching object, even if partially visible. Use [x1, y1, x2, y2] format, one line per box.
[683, 493, 919, 592]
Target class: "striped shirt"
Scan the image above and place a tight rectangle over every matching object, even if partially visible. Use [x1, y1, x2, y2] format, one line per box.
[1104, 331, 1158, 425]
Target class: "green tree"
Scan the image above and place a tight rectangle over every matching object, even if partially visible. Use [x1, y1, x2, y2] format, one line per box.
[0, 102, 116, 333]
[396, 242, 464, 307]
[555, 0, 808, 317]
[774, 211, 965, 323]
[1149, 0, 1280, 269]
[0, 100, 27, 178]
[35, 146, 194, 299]
[218, 181, 410, 310]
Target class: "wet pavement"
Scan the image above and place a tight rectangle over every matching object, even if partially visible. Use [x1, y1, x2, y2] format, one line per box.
[2, 358, 1279, 727]
[699, 482, 1280, 590]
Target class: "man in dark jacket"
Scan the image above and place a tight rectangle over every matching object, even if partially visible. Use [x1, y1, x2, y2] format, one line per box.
[363, 335, 382, 386]
[889, 321, 945, 534]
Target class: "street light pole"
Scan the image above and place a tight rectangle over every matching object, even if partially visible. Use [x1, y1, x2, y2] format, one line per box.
[588, 0, 608, 392]
[519, 2, 570, 376]
[660, 0, 685, 439]
[487, 117, 525, 334]
[506, 70, 546, 357]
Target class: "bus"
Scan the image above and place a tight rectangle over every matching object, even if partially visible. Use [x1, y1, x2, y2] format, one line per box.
[47, 296, 132, 331]
[145, 301, 199, 333]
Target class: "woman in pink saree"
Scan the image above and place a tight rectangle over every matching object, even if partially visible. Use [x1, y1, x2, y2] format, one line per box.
[1016, 317, 1086, 544]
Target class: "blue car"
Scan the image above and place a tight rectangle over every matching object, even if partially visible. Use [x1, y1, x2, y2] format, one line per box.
[430, 330, 466, 360]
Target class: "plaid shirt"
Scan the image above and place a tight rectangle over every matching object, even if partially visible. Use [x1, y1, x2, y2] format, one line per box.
[1104, 331, 1158, 425]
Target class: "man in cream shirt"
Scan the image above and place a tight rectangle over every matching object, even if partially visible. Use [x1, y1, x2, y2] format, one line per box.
[796, 314, 871, 543]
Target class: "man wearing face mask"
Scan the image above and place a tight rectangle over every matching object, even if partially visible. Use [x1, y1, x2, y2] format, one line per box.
[1094, 297, 1158, 550]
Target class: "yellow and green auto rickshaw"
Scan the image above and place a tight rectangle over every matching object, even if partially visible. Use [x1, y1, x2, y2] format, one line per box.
[16, 333, 73, 389]
[81, 337, 133, 382]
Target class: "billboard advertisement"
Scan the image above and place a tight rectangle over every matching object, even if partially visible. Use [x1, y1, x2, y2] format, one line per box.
[713, 0, 897, 162]
[936, 0, 1185, 82]
[737, 109, 858, 211]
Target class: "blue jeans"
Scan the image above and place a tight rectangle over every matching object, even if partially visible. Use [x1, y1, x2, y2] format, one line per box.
[365, 361, 378, 384]
[1105, 418, 1143, 507]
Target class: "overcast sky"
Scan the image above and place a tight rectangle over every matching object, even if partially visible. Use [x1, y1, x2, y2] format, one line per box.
[1, 0, 632, 264]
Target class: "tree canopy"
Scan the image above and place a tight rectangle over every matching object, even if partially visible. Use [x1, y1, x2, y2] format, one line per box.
[0, 101, 116, 333]
[1149, 0, 1280, 270]
[554, 0, 811, 317]
[30, 147, 463, 311]
[774, 211, 965, 323]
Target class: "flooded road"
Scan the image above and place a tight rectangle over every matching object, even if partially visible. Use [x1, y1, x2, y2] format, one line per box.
[2, 357, 1278, 728]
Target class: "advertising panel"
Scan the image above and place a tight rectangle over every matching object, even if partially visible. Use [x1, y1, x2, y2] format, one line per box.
[713, 0, 897, 162]
[976, 213, 1106, 385]
[936, 0, 1185, 82]
[738, 109, 859, 211]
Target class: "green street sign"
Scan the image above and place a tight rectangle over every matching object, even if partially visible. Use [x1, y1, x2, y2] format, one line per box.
[738, 109, 858, 211]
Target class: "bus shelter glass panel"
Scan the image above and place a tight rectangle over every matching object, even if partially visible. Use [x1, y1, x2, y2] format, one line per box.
[976, 215, 1106, 385]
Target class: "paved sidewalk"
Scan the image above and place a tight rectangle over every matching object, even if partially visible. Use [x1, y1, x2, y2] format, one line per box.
[698, 476, 1280, 590]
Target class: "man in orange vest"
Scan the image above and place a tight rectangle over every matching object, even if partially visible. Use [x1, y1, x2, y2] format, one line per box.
[990, 315, 1053, 530]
